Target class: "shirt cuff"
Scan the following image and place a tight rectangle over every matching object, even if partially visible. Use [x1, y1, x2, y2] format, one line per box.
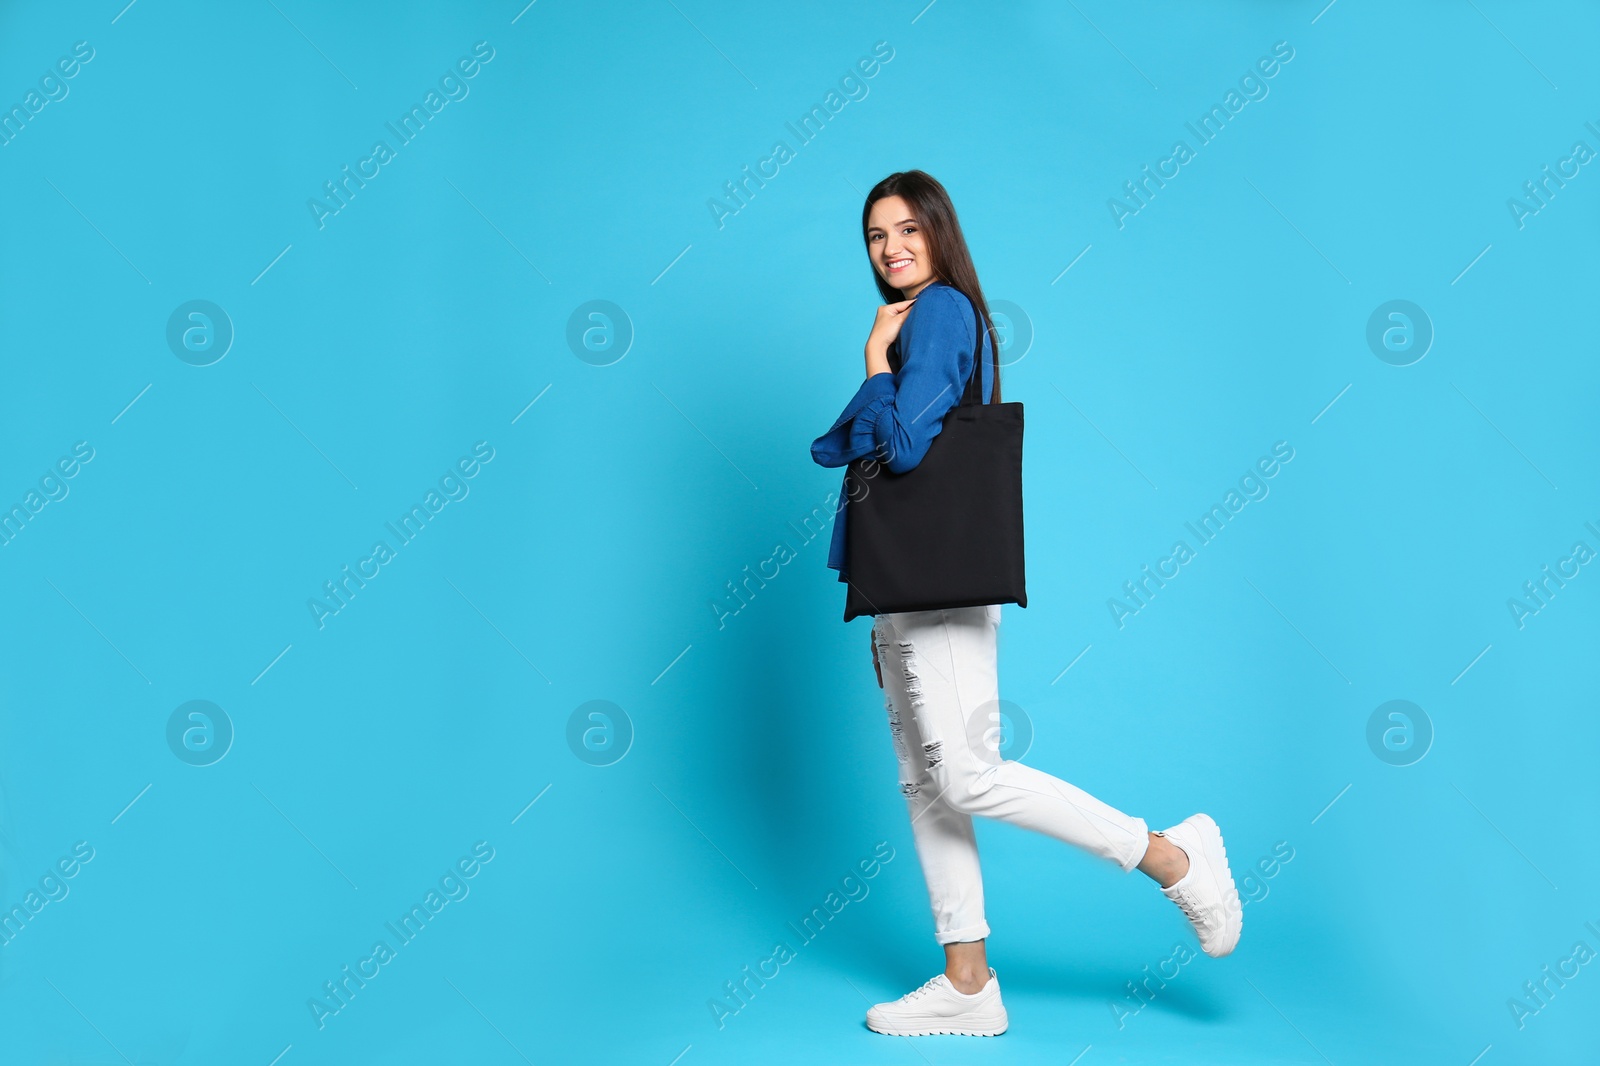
[848, 390, 897, 460]
[810, 372, 897, 466]
[827, 372, 895, 430]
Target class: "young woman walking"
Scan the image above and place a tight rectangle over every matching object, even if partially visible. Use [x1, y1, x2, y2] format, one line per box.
[810, 170, 1243, 1037]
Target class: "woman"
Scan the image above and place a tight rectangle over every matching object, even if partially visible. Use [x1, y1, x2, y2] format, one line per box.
[810, 170, 1243, 1037]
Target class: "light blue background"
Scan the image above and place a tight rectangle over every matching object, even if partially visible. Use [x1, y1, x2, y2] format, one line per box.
[2, 1, 1597, 1063]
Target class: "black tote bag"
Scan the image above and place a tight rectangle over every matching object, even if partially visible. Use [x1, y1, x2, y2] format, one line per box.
[840, 300, 1026, 621]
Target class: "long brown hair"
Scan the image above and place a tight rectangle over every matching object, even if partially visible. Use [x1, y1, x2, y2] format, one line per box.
[861, 170, 1000, 402]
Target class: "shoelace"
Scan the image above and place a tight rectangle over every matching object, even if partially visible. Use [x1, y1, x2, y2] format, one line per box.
[1171, 887, 1212, 928]
[903, 976, 945, 1002]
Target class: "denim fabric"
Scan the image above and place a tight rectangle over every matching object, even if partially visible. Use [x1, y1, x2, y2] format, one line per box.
[871, 605, 1150, 943]
[810, 281, 995, 578]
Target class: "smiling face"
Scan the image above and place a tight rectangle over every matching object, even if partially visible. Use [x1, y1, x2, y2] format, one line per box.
[865, 194, 938, 298]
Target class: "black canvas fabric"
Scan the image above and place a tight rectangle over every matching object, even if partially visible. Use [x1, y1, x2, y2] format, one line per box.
[841, 299, 1027, 622]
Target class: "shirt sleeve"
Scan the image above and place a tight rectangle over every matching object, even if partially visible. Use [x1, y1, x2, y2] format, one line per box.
[809, 286, 975, 474]
[809, 371, 898, 468]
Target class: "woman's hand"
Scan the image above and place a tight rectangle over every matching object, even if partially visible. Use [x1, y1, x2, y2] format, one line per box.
[865, 299, 916, 376]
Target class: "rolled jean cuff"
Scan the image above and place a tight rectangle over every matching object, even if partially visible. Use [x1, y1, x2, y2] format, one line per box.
[935, 919, 992, 946]
[1116, 817, 1152, 873]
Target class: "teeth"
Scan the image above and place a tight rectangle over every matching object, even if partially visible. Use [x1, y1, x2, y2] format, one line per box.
[888, 259, 912, 269]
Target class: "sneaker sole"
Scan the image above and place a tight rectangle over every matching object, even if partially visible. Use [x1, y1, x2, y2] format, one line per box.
[866, 1018, 1007, 1037]
[1187, 813, 1243, 957]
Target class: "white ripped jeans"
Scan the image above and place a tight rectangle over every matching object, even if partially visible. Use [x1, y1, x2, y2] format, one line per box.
[871, 604, 1151, 945]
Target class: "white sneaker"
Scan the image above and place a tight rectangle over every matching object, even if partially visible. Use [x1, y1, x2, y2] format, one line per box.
[1154, 813, 1243, 958]
[865, 967, 1008, 1036]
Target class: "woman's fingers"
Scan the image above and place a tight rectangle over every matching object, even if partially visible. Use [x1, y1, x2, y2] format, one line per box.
[871, 299, 916, 345]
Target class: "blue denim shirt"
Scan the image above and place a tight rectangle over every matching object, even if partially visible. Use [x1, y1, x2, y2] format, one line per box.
[809, 281, 994, 579]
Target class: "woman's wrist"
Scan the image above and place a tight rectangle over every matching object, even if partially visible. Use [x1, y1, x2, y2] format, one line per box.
[864, 342, 892, 378]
